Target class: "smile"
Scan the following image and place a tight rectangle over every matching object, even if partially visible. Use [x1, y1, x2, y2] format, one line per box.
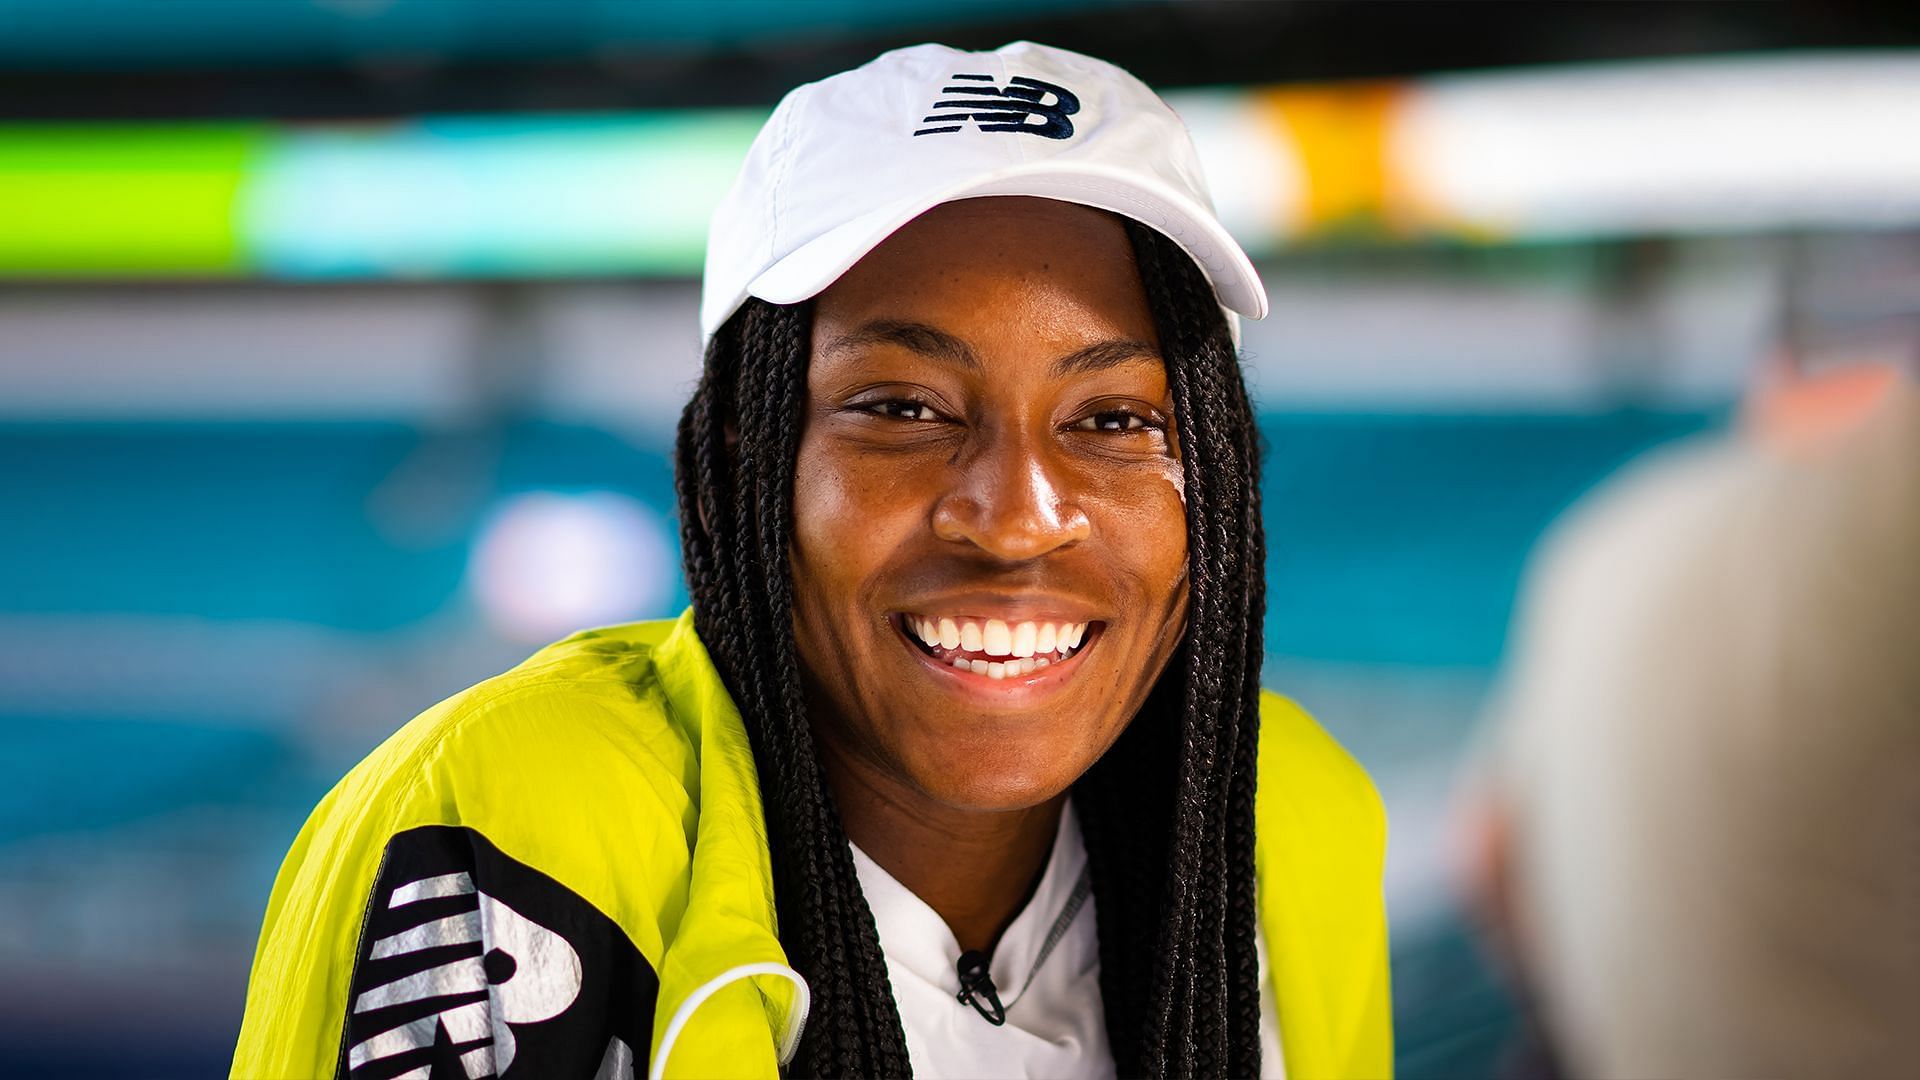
[894, 614, 1097, 680]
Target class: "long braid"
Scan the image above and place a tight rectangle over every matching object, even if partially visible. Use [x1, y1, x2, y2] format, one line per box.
[1179, 229, 1257, 1075]
[677, 299, 913, 1077]
[1079, 220, 1267, 1076]
[673, 219, 1266, 1077]
[1224, 279, 1270, 1079]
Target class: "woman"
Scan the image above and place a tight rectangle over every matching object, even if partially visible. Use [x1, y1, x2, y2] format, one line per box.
[233, 42, 1390, 1080]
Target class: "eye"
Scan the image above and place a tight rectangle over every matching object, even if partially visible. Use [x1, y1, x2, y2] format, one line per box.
[864, 398, 945, 422]
[1073, 408, 1160, 433]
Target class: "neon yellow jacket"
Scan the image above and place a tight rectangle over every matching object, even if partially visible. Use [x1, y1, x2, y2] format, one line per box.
[233, 609, 1392, 1079]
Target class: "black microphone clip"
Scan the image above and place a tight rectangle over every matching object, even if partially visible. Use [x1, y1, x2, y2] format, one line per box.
[955, 949, 1007, 1026]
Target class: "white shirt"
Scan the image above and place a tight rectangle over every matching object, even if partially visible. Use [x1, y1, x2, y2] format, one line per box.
[850, 801, 1286, 1079]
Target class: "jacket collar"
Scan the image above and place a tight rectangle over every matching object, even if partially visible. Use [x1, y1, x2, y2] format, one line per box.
[647, 610, 808, 1073]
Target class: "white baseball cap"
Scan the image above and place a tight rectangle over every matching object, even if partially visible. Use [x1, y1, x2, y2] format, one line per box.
[700, 40, 1268, 345]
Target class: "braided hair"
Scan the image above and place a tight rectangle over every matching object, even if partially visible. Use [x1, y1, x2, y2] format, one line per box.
[674, 216, 1267, 1077]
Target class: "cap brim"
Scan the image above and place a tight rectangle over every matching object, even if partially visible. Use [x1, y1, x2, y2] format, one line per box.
[745, 161, 1268, 338]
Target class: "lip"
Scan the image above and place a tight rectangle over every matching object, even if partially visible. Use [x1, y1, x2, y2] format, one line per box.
[889, 590, 1105, 627]
[889, 611, 1104, 699]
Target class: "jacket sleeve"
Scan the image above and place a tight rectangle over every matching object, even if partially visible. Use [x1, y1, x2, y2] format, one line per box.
[232, 727, 419, 1080]
[232, 685, 678, 1080]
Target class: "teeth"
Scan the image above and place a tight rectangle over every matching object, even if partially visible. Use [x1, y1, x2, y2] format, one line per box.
[909, 615, 1095, 666]
[998, 657, 1041, 678]
[1011, 621, 1037, 657]
[983, 619, 1012, 657]
[945, 655, 1045, 678]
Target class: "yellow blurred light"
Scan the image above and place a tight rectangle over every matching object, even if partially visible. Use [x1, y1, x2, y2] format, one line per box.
[0, 123, 264, 276]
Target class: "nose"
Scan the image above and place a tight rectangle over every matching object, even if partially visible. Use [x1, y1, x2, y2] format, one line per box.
[930, 427, 1092, 560]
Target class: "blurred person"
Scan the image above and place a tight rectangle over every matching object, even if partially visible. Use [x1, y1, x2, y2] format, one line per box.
[1457, 343, 1920, 1078]
[232, 43, 1392, 1079]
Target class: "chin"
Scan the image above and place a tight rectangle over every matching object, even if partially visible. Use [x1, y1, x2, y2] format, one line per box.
[905, 738, 1087, 813]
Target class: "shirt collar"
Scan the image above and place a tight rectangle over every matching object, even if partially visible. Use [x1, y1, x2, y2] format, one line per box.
[849, 800, 1089, 1003]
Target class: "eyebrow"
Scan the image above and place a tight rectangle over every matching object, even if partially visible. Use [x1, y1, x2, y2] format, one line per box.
[1048, 338, 1162, 378]
[821, 319, 1161, 378]
[821, 320, 979, 371]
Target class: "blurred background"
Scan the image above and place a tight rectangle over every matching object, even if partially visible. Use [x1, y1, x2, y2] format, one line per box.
[3, 2, 1918, 1076]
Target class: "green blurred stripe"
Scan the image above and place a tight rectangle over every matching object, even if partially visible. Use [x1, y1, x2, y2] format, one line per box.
[0, 123, 269, 275]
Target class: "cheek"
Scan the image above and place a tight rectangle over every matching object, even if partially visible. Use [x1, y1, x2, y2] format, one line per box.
[789, 439, 890, 718]
[790, 441, 856, 559]
[790, 444, 862, 626]
[1087, 456, 1190, 587]
[789, 438, 925, 607]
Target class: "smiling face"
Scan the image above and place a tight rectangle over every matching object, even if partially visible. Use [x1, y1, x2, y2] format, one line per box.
[790, 196, 1191, 814]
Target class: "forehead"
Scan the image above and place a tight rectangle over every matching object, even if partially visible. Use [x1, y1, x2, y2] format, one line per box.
[811, 197, 1159, 354]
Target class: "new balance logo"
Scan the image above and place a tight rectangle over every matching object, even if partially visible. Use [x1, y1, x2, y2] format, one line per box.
[342, 827, 658, 1079]
[347, 871, 585, 1077]
[914, 73, 1080, 139]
